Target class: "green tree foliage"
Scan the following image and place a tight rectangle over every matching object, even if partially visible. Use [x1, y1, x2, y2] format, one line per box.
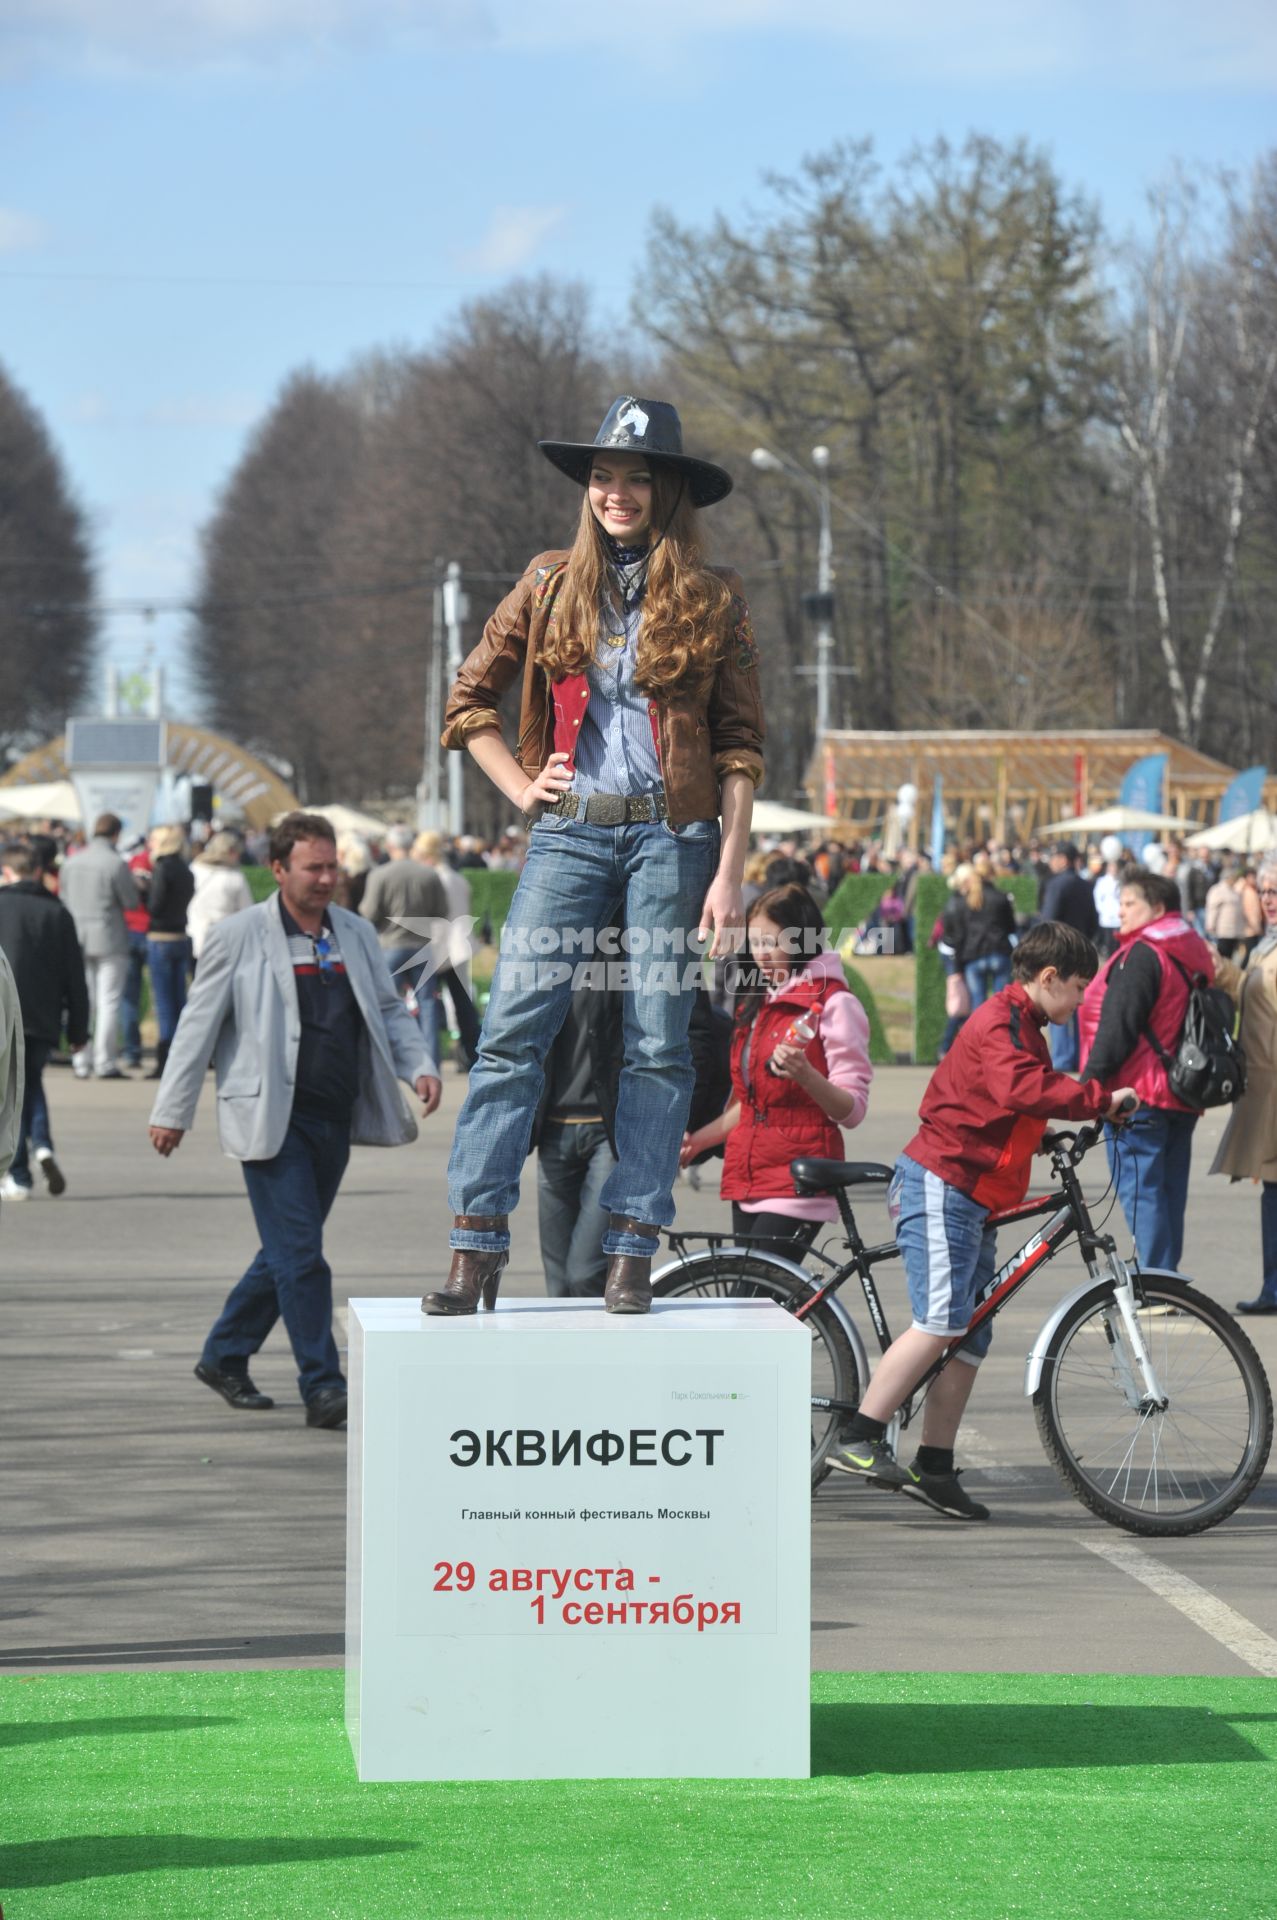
[0, 362, 96, 752]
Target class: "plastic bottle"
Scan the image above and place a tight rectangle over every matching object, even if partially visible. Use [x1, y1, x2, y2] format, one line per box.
[766, 1010, 818, 1075]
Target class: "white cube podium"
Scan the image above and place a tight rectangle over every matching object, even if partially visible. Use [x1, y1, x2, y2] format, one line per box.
[345, 1296, 810, 1781]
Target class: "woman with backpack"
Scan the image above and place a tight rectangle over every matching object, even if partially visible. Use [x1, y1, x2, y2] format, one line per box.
[1078, 867, 1216, 1272]
[678, 882, 874, 1262]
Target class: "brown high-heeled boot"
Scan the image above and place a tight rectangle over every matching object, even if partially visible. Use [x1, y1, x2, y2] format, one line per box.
[603, 1214, 658, 1315]
[422, 1215, 509, 1316]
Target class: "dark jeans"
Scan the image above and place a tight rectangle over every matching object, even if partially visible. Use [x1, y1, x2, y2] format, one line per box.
[1106, 1107, 1197, 1272]
[1259, 1183, 1277, 1305]
[8, 1038, 52, 1188]
[201, 1109, 351, 1403]
[536, 1119, 615, 1297]
[438, 965, 482, 1066]
[730, 1203, 819, 1266]
[146, 936, 192, 1045]
[119, 929, 149, 1064]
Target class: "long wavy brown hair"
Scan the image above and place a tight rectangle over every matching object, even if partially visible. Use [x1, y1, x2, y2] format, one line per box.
[538, 463, 732, 694]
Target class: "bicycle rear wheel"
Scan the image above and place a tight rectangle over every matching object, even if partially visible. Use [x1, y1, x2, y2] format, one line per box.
[1033, 1274, 1273, 1535]
[653, 1254, 861, 1489]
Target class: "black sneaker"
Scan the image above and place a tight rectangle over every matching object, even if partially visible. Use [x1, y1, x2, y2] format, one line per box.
[825, 1436, 908, 1489]
[899, 1460, 990, 1521]
[194, 1361, 275, 1411]
[34, 1148, 65, 1196]
[305, 1387, 348, 1430]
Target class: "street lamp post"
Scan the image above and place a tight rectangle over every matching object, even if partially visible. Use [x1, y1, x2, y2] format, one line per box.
[751, 444, 836, 741]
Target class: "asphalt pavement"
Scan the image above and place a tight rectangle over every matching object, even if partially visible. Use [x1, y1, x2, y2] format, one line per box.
[3, 1057, 1275, 1680]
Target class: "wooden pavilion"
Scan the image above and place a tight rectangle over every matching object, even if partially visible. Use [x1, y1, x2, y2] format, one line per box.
[807, 730, 1240, 846]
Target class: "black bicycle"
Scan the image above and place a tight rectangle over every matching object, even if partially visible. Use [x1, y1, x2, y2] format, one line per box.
[655, 1120, 1273, 1535]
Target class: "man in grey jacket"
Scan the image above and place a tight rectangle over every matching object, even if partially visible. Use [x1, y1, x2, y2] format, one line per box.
[59, 812, 139, 1080]
[149, 812, 441, 1430]
[360, 825, 450, 1056]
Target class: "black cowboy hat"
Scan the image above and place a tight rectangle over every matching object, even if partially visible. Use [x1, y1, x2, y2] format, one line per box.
[538, 395, 733, 509]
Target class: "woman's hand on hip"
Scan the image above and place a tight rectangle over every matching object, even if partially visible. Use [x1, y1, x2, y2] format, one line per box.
[698, 874, 744, 960]
[517, 753, 575, 815]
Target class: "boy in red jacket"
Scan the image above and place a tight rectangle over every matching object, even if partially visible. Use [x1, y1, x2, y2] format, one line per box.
[827, 922, 1137, 1520]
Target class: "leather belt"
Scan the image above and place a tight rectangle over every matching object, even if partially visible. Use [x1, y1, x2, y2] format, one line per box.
[543, 790, 668, 826]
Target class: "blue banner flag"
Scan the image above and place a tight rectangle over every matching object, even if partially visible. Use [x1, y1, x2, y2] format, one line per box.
[930, 776, 946, 868]
[1219, 765, 1267, 825]
[1119, 753, 1168, 850]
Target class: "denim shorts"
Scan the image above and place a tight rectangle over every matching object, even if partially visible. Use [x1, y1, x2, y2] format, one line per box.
[888, 1153, 997, 1364]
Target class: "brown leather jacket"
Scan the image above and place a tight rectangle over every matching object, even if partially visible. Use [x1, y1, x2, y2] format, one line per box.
[442, 551, 765, 826]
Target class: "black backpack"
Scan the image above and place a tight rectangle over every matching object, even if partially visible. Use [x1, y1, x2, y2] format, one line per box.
[1145, 953, 1246, 1111]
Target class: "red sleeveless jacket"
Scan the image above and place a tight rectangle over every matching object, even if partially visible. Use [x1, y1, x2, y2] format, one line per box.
[1077, 912, 1214, 1113]
[721, 953, 852, 1202]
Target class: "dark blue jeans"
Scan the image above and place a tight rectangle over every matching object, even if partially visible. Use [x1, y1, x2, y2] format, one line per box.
[1106, 1107, 1197, 1272]
[201, 1109, 350, 1403]
[146, 936, 192, 1045]
[8, 1039, 52, 1188]
[536, 1120, 616, 1297]
[119, 929, 148, 1064]
[1259, 1183, 1277, 1305]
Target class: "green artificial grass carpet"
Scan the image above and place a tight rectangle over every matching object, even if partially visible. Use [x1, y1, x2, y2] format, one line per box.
[3, 1668, 1276, 1920]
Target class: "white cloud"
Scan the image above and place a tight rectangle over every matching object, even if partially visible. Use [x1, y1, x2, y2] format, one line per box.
[455, 204, 566, 276]
[0, 207, 44, 251]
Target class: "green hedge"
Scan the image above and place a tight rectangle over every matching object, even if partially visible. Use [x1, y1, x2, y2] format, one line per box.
[824, 873, 892, 946]
[244, 863, 520, 942]
[842, 961, 894, 1067]
[913, 873, 1038, 1064]
[464, 869, 519, 943]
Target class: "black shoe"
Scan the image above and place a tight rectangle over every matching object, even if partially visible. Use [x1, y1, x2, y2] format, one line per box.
[1236, 1297, 1277, 1315]
[898, 1460, 991, 1521]
[194, 1361, 274, 1410]
[305, 1386, 348, 1429]
[34, 1148, 65, 1196]
[825, 1436, 909, 1489]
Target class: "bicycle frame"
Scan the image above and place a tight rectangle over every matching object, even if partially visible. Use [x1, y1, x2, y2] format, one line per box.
[796, 1124, 1169, 1426]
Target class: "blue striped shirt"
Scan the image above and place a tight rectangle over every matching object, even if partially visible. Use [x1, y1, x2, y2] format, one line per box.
[570, 570, 662, 800]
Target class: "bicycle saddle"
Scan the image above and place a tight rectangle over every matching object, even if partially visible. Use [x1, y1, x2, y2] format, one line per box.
[789, 1157, 893, 1194]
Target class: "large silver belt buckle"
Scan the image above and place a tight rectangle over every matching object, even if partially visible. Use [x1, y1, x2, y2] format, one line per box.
[589, 792, 627, 826]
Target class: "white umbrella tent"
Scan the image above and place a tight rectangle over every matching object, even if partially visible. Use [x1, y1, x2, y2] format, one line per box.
[1185, 809, 1277, 854]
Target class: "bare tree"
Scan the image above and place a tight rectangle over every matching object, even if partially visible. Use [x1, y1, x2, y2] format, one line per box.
[1114, 169, 1277, 745]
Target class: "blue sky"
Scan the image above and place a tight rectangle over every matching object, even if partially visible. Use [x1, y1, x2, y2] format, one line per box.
[2, 0, 1275, 716]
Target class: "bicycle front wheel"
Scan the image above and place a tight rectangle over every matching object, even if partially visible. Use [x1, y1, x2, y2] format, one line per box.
[1033, 1275, 1273, 1536]
[653, 1253, 861, 1489]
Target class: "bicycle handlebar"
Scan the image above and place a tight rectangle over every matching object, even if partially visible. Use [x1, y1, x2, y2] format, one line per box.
[1043, 1095, 1137, 1168]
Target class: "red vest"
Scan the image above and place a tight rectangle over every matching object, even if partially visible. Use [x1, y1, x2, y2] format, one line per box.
[1078, 912, 1214, 1113]
[551, 673, 663, 778]
[721, 966, 849, 1202]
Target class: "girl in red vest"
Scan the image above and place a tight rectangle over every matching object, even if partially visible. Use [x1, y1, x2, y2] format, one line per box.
[680, 883, 873, 1260]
